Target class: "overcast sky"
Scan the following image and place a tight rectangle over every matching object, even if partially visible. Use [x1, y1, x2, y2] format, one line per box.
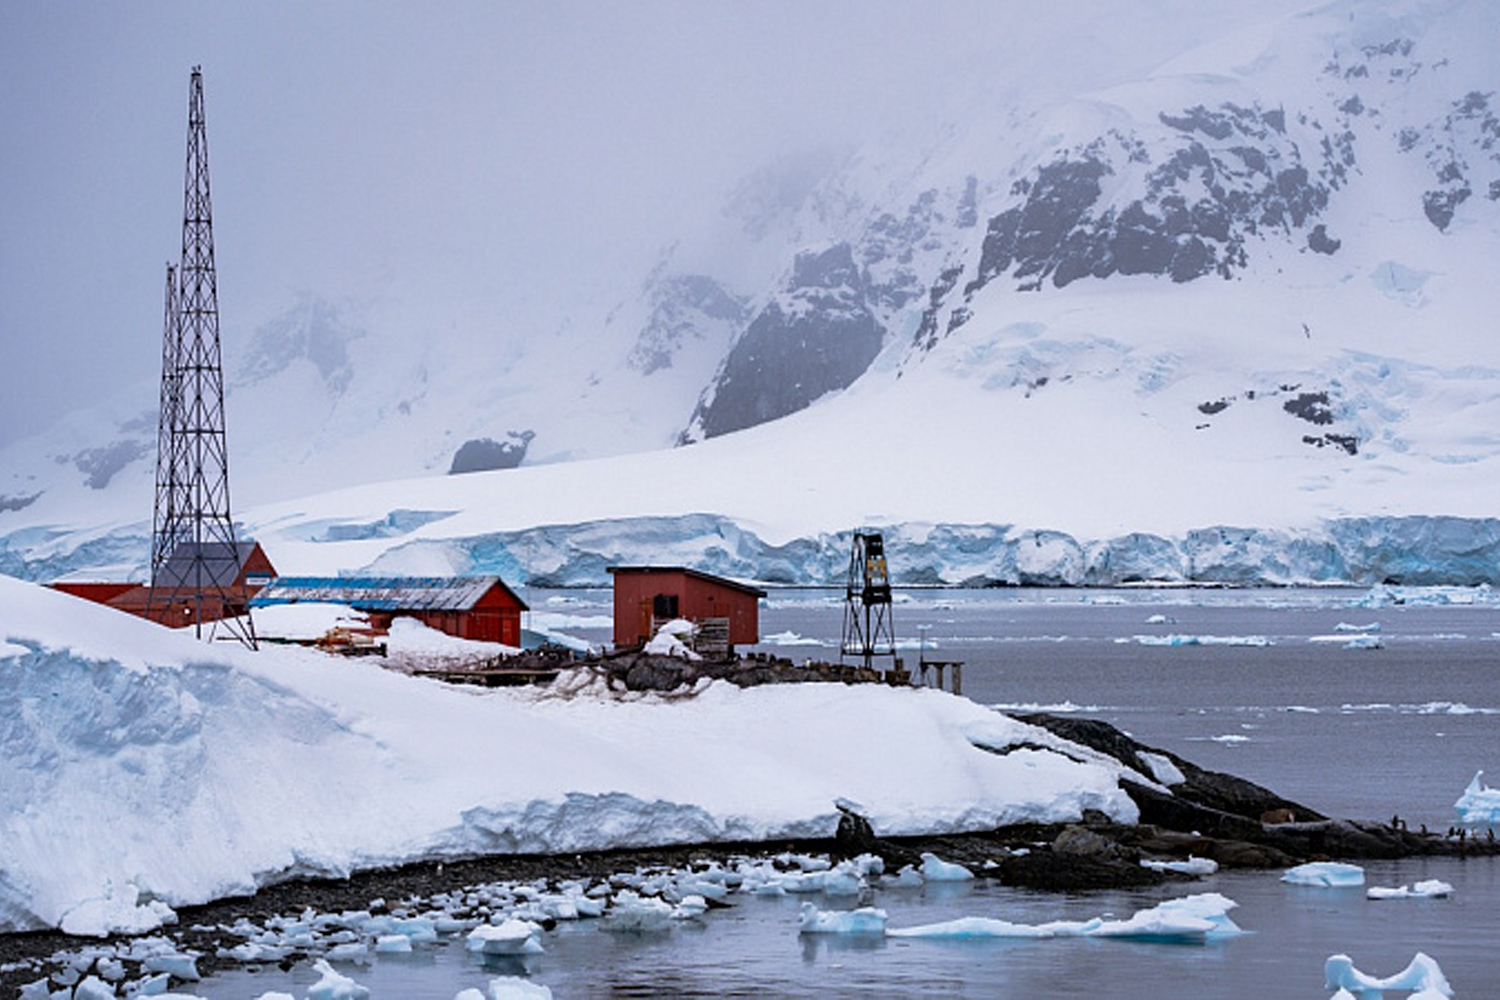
[0, 1, 1309, 449]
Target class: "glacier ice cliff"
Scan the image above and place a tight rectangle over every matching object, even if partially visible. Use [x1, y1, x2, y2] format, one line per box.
[9, 514, 1500, 590]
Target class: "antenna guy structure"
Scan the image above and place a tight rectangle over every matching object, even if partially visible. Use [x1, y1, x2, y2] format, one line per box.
[147, 66, 257, 649]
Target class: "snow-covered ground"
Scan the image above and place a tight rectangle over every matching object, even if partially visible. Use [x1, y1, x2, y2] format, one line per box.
[0, 574, 1145, 936]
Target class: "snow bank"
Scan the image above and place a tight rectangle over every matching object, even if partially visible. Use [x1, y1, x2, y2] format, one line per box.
[0, 576, 1137, 934]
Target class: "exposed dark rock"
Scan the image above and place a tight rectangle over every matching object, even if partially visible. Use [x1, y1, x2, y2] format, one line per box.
[1283, 391, 1335, 425]
[1423, 186, 1470, 230]
[1303, 433, 1359, 455]
[448, 431, 535, 474]
[0, 492, 40, 513]
[1307, 223, 1341, 254]
[685, 243, 885, 440]
[71, 440, 151, 490]
[835, 803, 918, 870]
[627, 274, 750, 375]
[1016, 713, 1324, 823]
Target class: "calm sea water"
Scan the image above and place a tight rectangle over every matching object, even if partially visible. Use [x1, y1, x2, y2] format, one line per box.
[207, 587, 1499, 998]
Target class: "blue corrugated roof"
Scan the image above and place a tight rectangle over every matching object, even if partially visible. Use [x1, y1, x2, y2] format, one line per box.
[250, 575, 525, 612]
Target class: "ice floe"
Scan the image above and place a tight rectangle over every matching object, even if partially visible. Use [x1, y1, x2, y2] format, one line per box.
[1366, 879, 1453, 900]
[1283, 862, 1366, 888]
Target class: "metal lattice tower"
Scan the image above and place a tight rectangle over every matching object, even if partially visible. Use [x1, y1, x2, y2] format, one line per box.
[840, 531, 896, 669]
[147, 66, 256, 648]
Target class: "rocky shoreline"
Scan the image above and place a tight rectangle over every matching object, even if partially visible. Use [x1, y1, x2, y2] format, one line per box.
[3, 714, 1492, 995]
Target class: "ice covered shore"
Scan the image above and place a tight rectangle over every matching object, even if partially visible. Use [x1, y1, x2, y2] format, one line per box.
[0, 575, 1141, 936]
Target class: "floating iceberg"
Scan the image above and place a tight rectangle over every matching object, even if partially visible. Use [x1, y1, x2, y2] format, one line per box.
[919, 852, 974, 882]
[1282, 862, 1366, 888]
[797, 902, 888, 935]
[1141, 855, 1218, 876]
[1325, 951, 1452, 998]
[887, 892, 1243, 944]
[1454, 770, 1500, 824]
[1366, 880, 1453, 900]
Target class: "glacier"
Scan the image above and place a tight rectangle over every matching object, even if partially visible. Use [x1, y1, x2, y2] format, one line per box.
[8, 512, 1500, 591]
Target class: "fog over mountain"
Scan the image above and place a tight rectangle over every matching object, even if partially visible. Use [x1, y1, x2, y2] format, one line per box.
[3, 0, 1499, 587]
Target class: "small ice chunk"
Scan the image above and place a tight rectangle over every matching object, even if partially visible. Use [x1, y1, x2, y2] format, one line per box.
[374, 934, 412, 953]
[1325, 951, 1452, 998]
[1283, 862, 1365, 888]
[600, 891, 675, 933]
[1141, 855, 1218, 876]
[466, 919, 544, 955]
[883, 865, 924, 888]
[796, 902, 888, 935]
[919, 852, 974, 882]
[143, 952, 201, 981]
[72, 977, 117, 1000]
[486, 977, 554, 999]
[1366, 879, 1453, 900]
[306, 959, 371, 1000]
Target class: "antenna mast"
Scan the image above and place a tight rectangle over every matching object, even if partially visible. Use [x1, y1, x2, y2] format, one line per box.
[147, 66, 257, 648]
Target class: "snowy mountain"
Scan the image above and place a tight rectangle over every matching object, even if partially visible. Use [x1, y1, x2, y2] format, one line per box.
[3, 0, 1499, 586]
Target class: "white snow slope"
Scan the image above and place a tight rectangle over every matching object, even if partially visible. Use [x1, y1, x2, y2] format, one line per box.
[0, 575, 1140, 935]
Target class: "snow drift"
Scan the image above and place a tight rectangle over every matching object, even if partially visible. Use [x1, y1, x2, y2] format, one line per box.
[0, 576, 1139, 935]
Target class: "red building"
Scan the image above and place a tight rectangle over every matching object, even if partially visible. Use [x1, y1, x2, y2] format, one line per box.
[50, 541, 277, 626]
[608, 566, 765, 656]
[250, 575, 528, 646]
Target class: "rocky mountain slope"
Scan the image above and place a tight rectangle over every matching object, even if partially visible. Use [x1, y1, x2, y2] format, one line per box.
[2, 0, 1498, 585]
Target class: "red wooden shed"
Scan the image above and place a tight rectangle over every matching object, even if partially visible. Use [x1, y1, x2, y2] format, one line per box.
[608, 566, 765, 656]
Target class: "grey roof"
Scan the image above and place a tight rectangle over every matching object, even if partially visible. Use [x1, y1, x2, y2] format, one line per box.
[154, 540, 260, 590]
[249, 575, 526, 612]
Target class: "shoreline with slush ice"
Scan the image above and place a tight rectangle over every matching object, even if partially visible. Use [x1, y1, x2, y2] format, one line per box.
[3, 715, 1493, 995]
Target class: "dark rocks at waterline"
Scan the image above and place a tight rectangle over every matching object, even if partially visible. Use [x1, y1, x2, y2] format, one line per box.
[594, 650, 888, 693]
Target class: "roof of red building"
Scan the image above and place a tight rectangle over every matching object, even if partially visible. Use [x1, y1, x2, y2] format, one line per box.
[250, 575, 528, 612]
[606, 565, 766, 598]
